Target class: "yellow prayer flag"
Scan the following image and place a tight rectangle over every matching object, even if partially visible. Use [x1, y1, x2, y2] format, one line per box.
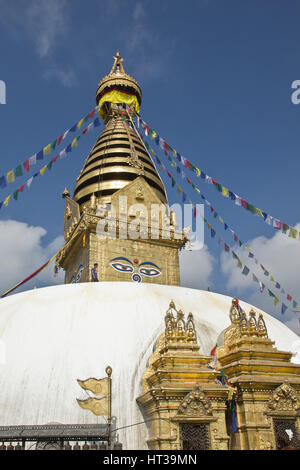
[219, 216, 224, 224]
[151, 149, 156, 157]
[172, 148, 177, 157]
[77, 377, 109, 396]
[228, 387, 236, 400]
[77, 119, 84, 130]
[71, 138, 78, 148]
[257, 209, 264, 218]
[195, 187, 200, 194]
[171, 160, 176, 167]
[6, 170, 15, 183]
[222, 187, 229, 197]
[244, 246, 251, 251]
[151, 130, 157, 139]
[289, 228, 297, 239]
[271, 276, 275, 282]
[195, 167, 201, 177]
[3, 195, 11, 206]
[77, 397, 109, 416]
[43, 144, 51, 155]
[40, 165, 47, 175]
[274, 297, 279, 306]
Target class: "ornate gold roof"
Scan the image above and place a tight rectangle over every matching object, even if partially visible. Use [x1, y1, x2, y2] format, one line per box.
[96, 51, 142, 106]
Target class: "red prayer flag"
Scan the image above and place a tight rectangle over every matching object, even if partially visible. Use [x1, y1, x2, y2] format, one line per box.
[287, 294, 292, 302]
[18, 184, 25, 192]
[273, 219, 282, 229]
[88, 109, 95, 118]
[52, 155, 58, 163]
[23, 160, 29, 173]
[224, 243, 230, 252]
[187, 177, 191, 184]
[57, 135, 63, 146]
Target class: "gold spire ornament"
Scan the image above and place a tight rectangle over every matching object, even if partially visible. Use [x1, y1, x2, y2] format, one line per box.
[96, 50, 142, 121]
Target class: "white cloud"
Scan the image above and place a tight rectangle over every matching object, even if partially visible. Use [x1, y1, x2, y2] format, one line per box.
[220, 222, 300, 334]
[179, 244, 216, 290]
[0, 220, 64, 297]
[221, 223, 300, 295]
[0, 0, 68, 58]
[43, 65, 77, 87]
[133, 2, 146, 21]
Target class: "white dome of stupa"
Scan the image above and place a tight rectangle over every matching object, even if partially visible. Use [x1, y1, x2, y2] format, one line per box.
[0, 282, 299, 449]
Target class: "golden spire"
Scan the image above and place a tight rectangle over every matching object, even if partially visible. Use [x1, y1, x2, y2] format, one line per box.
[73, 52, 167, 208]
[110, 50, 125, 74]
[96, 51, 142, 117]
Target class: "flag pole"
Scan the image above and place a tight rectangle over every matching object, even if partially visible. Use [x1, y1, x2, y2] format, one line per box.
[106, 366, 112, 449]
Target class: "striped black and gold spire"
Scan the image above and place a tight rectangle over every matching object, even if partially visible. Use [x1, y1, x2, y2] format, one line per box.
[73, 52, 167, 209]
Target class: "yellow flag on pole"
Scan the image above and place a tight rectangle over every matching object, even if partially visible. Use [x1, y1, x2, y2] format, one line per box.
[77, 377, 109, 396]
[77, 396, 109, 416]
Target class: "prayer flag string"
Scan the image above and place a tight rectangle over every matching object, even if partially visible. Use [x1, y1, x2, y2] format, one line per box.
[136, 111, 300, 243]
[133, 122, 299, 317]
[0, 106, 100, 191]
[0, 117, 102, 211]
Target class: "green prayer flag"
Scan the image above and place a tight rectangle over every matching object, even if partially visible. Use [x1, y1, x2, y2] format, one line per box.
[47, 161, 53, 171]
[282, 223, 289, 234]
[13, 190, 18, 200]
[15, 165, 23, 177]
[51, 139, 57, 150]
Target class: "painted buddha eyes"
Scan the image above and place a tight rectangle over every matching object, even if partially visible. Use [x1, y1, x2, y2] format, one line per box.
[110, 262, 134, 273]
[139, 263, 161, 277]
[110, 257, 161, 281]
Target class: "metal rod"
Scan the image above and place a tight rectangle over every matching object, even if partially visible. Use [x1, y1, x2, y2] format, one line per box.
[106, 366, 112, 449]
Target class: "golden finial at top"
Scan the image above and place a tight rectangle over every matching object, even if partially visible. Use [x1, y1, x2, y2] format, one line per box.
[110, 51, 125, 75]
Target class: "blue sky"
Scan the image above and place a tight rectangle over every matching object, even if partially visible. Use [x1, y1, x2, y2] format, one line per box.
[0, 0, 300, 334]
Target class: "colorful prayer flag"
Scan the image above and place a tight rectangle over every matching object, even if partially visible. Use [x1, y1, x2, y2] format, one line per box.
[6, 170, 15, 183]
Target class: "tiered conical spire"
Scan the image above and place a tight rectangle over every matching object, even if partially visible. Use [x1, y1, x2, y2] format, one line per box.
[73, 52, 167, 209]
